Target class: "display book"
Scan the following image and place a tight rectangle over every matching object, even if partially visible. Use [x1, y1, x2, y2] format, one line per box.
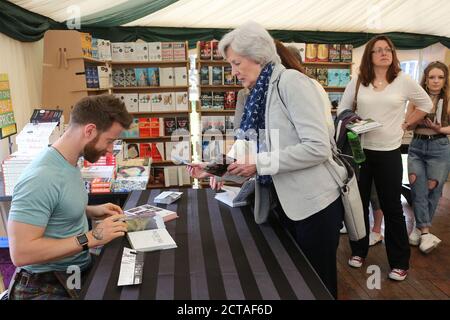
[214, 179, 255, 207]
[345, 119, 382, 134]
[124, 203, 178, 252]
[113, 158, 152, 192]
[172, 154, 248, 184]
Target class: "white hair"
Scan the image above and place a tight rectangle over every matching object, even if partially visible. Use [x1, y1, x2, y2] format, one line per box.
[218, 21, 281, 65]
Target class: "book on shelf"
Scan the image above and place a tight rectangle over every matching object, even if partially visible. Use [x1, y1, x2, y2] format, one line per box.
[199, 41, 212, 60]
[212, 92, 225, 110]
[135, 68, 149, 87]
[161, 42, 174, 61]
[159, 67, 175, 86]
[346, 119, 383, 134]
[148, 42, 162, 61]
[134, 42, 149, 61]
[123, 43, 135, 61]
[174, 67, 187, 86]
[124, 68, 137, 87]
[154, 191, 183, 204]
[305, 43, 318, 62]
[211, 40, 223, 60]
[223, 66, 234, 85]
[224, 91, 237, 110]
[211, 66, 223, 85]
[175, 92, 189, 111]
[305, 67, 317, 79]
[214, 179, 255, 207]
[200, 65, 210, 85]
[316, 68, 328, 86]
[172, 42, 186, 61]
[138, 94, 152, 112]
[328, 44, 341, 62]
[340, 44, 353, 62]
[327, 69, 341, 87]
[147, 67, 160, 86]
[200, 91, 213, 110]
[317, 44, 329, 62]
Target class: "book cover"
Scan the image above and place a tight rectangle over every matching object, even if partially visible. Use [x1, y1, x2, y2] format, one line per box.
[211, 66, 223, 85]
[327, 69, 341, 87]
[340, 44, 353, 62]
[159, 67, 174, 86]
[154, 191, 183, 204]
[211, 40, 222, 60]
[149, 117, 162, 137]
[305, 43, 318, 62]
[329, 44, 341, 62]
[125, 93, 139, 112]
[117, 247, 144, 286]
[317, 44, 329, 62]
[148, 42, 162, 61]
[126, 143, 140, 159]
[175, 92, 189, 111]
[112, 68, 125, 87]
[164, 166, 179, 187]
[223, 66, 234, 85]
[177, 166, 191, 186]
[127, 228, 177, 252]
[200, 91, 213, 110]
[123, 43, 136, 61]
[145, 67, 159, 86]
[150, 167, 165, 186]
[111, 42, 125, 61]
[97, 65, 111, 89]
[172, 42, 186, 61]
[164, 117, 177, 136]
[316, 68, 328, 86]
[138, 94, 152, 112]
[339, 69, 351, 87]
[212, 92, 225, 110]
[161, 92, 175, 111]
[176, 116, 190, 132]
[174, 67, 188, 86]
[134, 42, 148, 61]
[215, 180, 255, 207]
[305, 67, 317, 79]
[346, 119, 382, 134]
[151, 142, 165, 161]
[161, 42, 174, 61]
[124, 68, 137, 87]
[150, 93, 164, 111]
[200, 65, 210, 85]
[139, 143, 152, 158]
[224, 91, 236, 110]
[138, 118, 151, 138]
[134, 68, 148, 87]
[199, 41, 212, 60]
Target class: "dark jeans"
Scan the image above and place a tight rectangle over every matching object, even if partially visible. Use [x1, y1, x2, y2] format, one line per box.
[271, 185, 343, 299]
[350, 148, 410, 270]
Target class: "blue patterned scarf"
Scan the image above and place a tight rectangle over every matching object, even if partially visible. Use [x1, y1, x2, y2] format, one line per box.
[239, 63, 274, 185]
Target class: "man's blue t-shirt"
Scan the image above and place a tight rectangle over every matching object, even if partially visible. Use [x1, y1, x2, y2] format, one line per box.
[9, 147, 90, 273]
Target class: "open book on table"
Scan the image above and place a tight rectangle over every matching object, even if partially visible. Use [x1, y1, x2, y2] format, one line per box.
[214, 179, 255, 207]
[345, 119, 382, 134]
[124, 209, 177, 252]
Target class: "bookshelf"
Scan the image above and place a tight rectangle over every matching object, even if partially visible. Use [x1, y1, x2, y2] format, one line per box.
[42, 30, 112, 122]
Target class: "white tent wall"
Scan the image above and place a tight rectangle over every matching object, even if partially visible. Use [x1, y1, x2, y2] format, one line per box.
[0, 33, 43, 162]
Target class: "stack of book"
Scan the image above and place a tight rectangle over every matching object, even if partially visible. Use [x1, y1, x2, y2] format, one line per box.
[112, 158, 151, 192]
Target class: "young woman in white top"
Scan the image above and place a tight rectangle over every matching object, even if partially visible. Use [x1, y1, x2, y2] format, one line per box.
[337, 35, 432, 281]
[405, 61, 450, 254]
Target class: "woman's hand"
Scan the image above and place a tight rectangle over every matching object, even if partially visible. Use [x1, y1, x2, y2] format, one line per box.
[210, 176, 224, 191]
[227, 163, 256, 178]
[423, 118, 442, 133]
[186, 163, 212, 179]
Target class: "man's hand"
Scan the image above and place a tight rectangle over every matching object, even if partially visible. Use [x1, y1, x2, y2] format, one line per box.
[88, 214, 127, 247]
[227, 163, 256, 178]
[87, 203, 123, 219]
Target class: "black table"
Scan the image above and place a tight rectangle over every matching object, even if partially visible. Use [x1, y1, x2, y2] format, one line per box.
[81, 188, 332, 300]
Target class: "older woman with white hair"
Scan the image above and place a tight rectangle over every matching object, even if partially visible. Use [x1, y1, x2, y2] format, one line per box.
[187, 22, 345, 298]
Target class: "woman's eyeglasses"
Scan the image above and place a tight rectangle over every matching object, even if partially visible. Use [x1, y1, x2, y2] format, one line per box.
[371, 48, 393, 55]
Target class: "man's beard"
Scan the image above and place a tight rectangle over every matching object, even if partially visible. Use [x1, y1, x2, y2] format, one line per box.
[83, 136, 105, 163]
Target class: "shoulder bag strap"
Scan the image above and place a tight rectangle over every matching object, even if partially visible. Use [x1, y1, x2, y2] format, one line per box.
[352, 76, 361, 113]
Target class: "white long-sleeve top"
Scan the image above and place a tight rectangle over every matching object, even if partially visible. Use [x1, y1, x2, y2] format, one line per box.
[337, 72, 433, 151]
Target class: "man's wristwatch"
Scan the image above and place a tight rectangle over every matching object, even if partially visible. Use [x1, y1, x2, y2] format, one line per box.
[76, 233, 89, 251]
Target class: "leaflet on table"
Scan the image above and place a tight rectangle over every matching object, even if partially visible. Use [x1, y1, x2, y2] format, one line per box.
[345, 119, 382, 134]
[117, 247, 145, 286]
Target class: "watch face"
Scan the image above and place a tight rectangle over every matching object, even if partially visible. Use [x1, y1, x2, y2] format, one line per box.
[77, 233, 88, 245]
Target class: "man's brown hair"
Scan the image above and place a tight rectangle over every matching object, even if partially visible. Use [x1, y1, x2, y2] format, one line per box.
[359, 35, 401, 87]
[70, 94, 133, 131]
